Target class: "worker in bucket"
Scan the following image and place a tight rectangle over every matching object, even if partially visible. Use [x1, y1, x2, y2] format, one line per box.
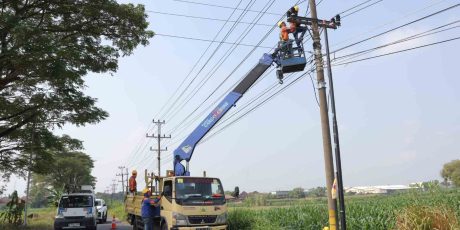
[273, 21, 291, 57]
[129, 170, 137, 194]
[286, 5, 306, 48]
[141, 188, 162, 230]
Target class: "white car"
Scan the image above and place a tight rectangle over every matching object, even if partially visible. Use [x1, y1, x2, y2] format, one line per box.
[95, 198, 108, 223]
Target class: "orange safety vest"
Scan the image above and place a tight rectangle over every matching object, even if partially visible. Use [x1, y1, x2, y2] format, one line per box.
[280, 25, 289, 41]
[129, 176, 137, 192]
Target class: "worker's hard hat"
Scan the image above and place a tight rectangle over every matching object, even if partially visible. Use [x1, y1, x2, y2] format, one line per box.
[294, 5, 299, 12]
[277, 21, 284, 27]
[142, 188, 150, 195]
[132, 170, 137, 175]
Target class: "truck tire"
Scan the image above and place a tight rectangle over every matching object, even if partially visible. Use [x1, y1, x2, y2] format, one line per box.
[103, 212, 107, 223]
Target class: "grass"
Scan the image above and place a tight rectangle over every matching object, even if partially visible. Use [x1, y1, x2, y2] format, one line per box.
[108, 200, 127, 222]
[0, 207, 55, 230]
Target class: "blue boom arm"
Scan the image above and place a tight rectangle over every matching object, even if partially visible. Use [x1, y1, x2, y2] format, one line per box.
[173, 53, 275, 176]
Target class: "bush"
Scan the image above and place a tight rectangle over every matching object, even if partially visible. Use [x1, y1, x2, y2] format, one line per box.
[396, 205, 459, 230]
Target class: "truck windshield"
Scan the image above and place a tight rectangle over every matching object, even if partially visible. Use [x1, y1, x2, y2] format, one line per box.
[59, 195, 93, 208]
[175, 178, 225, 206]
[95, 200, 101, 206]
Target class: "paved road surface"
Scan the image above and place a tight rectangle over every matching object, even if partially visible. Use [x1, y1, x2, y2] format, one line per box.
[97, 218, 132, 230]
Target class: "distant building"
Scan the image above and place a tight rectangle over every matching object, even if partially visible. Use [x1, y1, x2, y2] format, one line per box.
[270, 191, 289, 198]
[345, 185, 411, 194]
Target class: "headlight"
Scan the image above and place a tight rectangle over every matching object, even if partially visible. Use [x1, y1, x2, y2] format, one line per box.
[216, 212, 227, 224]
[55, 214, 64, 219]
[172, 212, 188, 225]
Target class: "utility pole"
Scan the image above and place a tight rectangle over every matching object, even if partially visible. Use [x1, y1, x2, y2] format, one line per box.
[125, 168, 129, 192]
[324, 25, 347, 230]
[116, 166, 127, 194]
[110, 179, 117, 205]
[24, 122, 36, 226]
[146, 120, 171, 177]
[308, 0, 338, 229]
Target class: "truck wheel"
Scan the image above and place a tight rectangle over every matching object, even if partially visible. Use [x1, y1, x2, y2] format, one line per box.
[103, 212, 107, 223]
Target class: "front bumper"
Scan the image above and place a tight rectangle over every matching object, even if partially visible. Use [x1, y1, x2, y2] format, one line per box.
[54, 216, 96, 229]
[171, 225, 227, 230]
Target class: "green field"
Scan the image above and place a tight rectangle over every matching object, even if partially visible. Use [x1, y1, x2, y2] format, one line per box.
[1, 189, 459, 229]
[228, 189, 460, 230]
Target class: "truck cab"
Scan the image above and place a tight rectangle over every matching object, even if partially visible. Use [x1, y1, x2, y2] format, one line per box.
[125, 175, 227, 230]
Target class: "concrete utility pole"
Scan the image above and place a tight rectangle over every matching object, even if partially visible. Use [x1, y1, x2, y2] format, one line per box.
[308, 0, 338, 229]
[116, 166, 127, 194]
[146, 120, 171, 177]
[324, 27, 347, 230]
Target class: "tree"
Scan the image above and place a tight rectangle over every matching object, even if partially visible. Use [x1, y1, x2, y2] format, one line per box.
[232, 186, 240, 198]
[307, 187, 327, 197]
[0, 0, 154, 179]
[47, 151, 96, 193]
[441, 160, 460, 187]
[289, 187, 305, 198]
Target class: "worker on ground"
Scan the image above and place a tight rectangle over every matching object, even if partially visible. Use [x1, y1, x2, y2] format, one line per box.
[174, 155, 186, 176]
[273, 21, 291, 57]
[141, 188, 162, 230]
[286, 5, 306, 48]
[129, 170, 137, 194]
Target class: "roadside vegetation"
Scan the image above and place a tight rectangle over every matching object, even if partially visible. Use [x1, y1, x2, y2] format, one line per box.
[227, 188, 460, 230]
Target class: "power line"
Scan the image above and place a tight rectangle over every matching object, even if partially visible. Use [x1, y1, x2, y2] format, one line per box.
[337, 0, 376, 15]
[333, 20, 460, 62]
[146, 10, 273, 26]
[163, 0, 276, 123]
[331, 0, 450, 49]
[341, 0, 383, 18]
[172, 0, 282, 16]
[154, 33, 272, 48]
[333, 2, 459, 53]
[154, 0, 246, 120]
[160, 0, 253, 120]
[334, 36, 460, 66]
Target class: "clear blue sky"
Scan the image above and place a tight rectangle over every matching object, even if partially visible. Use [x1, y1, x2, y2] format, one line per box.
[7, 0, 460, 195]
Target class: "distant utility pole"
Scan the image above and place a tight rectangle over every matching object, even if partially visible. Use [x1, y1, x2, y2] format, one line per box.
[24, 122, 36, 226]
[308, 0, 338, 229]
[146, 120, 171, 177]
[110, 179, 117, 205]
[125, 168, 129, 191]
[116, 166, 128, 194]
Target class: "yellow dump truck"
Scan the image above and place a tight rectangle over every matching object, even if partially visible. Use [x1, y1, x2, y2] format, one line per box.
[125, 171, 228, 230]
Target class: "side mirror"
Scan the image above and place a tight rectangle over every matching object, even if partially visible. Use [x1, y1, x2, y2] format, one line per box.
[103, 204, 106, 207]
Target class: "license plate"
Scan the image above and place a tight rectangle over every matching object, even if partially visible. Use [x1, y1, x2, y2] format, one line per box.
[69, 223, 80, 227]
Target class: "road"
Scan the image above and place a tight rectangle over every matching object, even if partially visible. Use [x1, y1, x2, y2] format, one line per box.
[97, 218, 132, 230]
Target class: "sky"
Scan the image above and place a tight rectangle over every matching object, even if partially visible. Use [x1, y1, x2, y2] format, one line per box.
[6, 0, 460, 195]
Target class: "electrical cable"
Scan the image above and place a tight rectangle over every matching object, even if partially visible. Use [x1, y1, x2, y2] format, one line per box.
[334, 36, 460, 66]
[146, 10, 273, 26]
[161, 0, 257, 119]
[172, 0, 282, 16]
[154, 34, 273, 48]
[164, 0, 276, 124]
[154, 0, 245, 120]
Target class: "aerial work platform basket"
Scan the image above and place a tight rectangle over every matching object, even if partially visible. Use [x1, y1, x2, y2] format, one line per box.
[275, 39, 307, 83]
